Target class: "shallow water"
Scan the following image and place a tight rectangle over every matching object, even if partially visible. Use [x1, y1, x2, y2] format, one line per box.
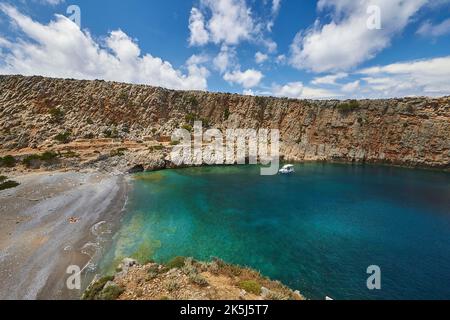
[100, 164, 450, 300]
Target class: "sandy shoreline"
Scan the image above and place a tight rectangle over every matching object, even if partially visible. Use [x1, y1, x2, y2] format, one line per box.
[0, 170, 129, 300]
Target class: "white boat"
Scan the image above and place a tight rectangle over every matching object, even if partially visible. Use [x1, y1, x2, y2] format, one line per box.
[279, 164, 295, 174]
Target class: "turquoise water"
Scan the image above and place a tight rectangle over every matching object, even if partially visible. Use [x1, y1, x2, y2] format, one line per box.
[100, 164, 450, 300]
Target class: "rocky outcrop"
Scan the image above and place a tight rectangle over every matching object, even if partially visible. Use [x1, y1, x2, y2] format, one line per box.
[1, 75, 449, 170]
[83, 257, 304, 301]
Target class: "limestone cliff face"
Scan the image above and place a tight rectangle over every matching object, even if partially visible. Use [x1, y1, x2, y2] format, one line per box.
[1, 75, 449, 169]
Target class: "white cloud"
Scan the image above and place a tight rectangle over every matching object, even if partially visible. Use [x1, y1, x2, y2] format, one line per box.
[272, 0, 282, 14]
[267, 0, 282, 31]
[187, 54, 210, 66]
[188, 0, 256, 46]
[38, 0, 65, 5]
[261, 38, 277, 53]
[223, 69, 263, 88]
[417, 18, 450, 37]
[255, 51, 268, 64]
[275, 54, 286, 64]
[311, 72, 348, 85]
[290, 0, 427, 73]
[0, 5, 208, 91]
[272, 82, 304, 98]
[213, 45, 237, 73]
[243, 89, 255, 96]
[271, 81, 340, 99]
[341, 80, 360, 92]
[188, 8, 210, 46]
[358, 56, 450, 97]
[188, 0, 279, 52]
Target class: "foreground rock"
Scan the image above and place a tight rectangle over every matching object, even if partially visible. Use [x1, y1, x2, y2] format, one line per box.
[83, 257, 304, 301]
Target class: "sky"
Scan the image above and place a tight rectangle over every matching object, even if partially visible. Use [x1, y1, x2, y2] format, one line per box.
[0, 0, 449, 99]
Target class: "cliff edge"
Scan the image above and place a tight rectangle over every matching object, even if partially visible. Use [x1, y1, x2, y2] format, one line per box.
[1, 75, 449, 171]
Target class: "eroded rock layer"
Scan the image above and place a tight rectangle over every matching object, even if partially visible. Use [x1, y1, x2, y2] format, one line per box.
[1, 75, 449, 170]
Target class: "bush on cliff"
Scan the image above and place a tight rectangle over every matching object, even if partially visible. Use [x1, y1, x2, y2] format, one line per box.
[54, 131, 71, 144]
[182, 124, 193, 132]
[0, 155, 16, 167]
[238, 280, 262, 295]
[82, 276, 114, 300]
[23, 151, 59, 168]
[223, 108, 230, 120]
[103, 128, 119, 139]
[149, 145, 164, 152]
[49, 107, 64, 123]
[337, 100, 360, 113]
[98, 285, 125, 300]
[110, 148, 127, 157]
[166, 256, 186, 269]
[40, 151, 59, 161]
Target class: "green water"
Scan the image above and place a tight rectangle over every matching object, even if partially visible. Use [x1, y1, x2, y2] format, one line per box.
[100, 164, 450, 300]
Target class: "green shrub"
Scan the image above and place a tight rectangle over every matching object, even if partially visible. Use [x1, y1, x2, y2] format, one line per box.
[167, 280, 180, 292]
[200, 118, 210, 128]
[0, 180, 20, 191]
[181, 124, 193, 132]
[49, 108, 64, 123]
[82, 276, 114, 300]
[22, 154, 42, 167]
[0, 176, 7, 183]
[23, 152, 59, 167]
[103, 128, 119, 139]
[0, 155, 16, 167]
[118, 90, 129, 101]
[224, 108, 230, 120]
[337, 100, 360, 113]
[146, 264, 160, 280]
[189, 273, 209, 287]
[185, 113, 196, 124]
[166, 256, 186, 269]
[84, 133, 95, 139]
[86, 118, 94, 125]
[170, 140, 180, 146]
[40, 151, 58, 161]
[238, 280, 262, 295]
[55, 131, 71, 144]
[255, 96, 267, 107]
[110, 148, 126, 157]
[98, 285, 125, 300]
[149, 145, 164, 152]
[185, 96, 199, 107]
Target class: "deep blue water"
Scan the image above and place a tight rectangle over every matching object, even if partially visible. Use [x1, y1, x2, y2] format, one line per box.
[100, 164, 450, 300]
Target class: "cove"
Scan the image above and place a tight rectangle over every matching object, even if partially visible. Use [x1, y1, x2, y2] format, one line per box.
[99, 163, 450, 300]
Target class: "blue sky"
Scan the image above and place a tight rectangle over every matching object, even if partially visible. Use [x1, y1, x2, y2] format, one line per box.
[0, 0, 449, 99]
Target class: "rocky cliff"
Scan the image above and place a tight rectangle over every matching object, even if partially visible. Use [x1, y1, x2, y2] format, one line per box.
[1, 75, 449, 171]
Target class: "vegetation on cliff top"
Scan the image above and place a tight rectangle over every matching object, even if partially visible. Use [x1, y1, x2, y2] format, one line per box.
[337, 100, 360, 113]
[83, 257, 304, 301]
[0, 155, 16, 168]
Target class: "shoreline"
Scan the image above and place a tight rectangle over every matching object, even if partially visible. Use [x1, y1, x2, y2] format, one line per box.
[0, 170, 130, 300]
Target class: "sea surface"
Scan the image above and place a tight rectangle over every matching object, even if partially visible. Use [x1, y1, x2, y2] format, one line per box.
[100, 164, 450, 300]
